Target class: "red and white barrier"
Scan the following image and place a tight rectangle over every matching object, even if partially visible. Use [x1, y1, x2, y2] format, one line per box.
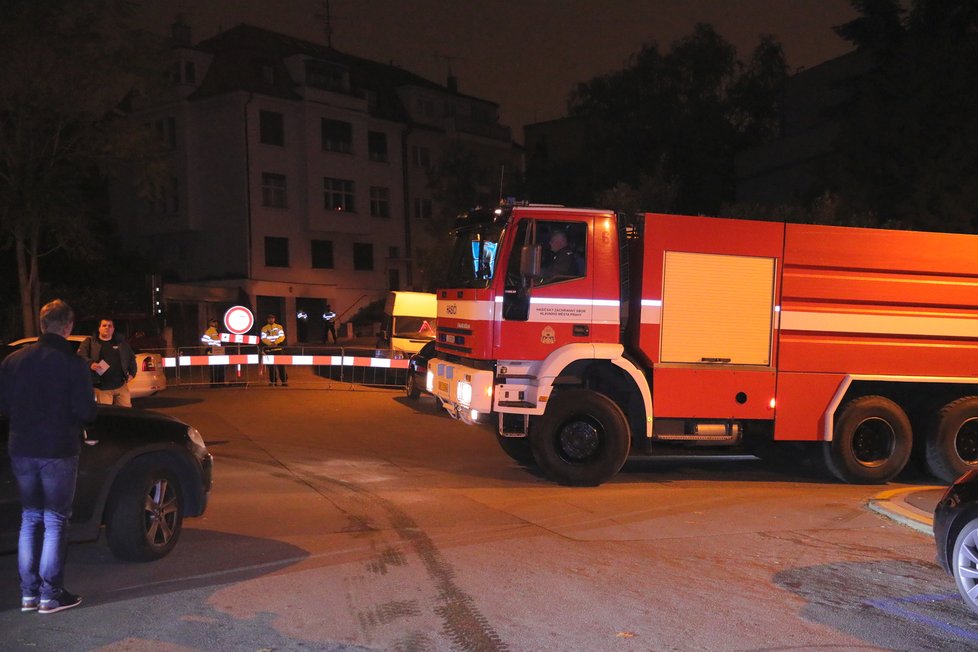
[164, 354, 409, 369]
[219, 333, 260, 344]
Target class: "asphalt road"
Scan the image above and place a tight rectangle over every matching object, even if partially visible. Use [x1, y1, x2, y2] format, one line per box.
[2, 383, 977, 651]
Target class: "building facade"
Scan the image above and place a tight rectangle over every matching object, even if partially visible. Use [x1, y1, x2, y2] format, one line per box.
[111, 22, 520, 348]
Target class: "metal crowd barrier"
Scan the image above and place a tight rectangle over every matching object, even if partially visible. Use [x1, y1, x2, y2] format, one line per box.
[147, 345, 411, 390]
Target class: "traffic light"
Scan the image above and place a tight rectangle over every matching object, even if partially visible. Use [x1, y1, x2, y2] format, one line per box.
[150, 274, 163, 317]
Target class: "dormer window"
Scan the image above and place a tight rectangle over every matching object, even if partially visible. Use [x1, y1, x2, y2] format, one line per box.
[306, 60, 350, 93]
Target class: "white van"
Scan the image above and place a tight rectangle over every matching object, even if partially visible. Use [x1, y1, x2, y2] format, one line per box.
[381, 291, 437, 355]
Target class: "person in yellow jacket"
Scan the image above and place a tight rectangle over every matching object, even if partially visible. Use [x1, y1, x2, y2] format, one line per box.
[260, 314, 288, 386]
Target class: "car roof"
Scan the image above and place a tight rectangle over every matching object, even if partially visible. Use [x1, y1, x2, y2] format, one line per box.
[7, 335, 88, 346]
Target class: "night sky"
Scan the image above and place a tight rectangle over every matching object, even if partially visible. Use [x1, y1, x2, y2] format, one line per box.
[137, 0, 857, 140]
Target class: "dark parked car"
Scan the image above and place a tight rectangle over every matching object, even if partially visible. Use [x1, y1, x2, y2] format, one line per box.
[405, 340, 436, 400]
[934, 469, 978, 613]
[1, 407, 212, 561]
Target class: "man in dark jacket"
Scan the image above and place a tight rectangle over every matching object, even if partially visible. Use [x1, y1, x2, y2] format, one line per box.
[0, 299, 97, 614]
[77, 318, 137, 407]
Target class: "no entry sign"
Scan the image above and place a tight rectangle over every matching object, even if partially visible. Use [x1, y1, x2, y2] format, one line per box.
[224, 306, 255, 335]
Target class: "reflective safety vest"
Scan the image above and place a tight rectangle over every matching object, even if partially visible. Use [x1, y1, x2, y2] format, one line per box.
[261, 323, 285, 346]
[201, 326, 222, 348]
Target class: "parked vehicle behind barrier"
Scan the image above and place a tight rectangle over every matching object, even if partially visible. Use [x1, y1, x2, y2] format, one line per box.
[2, 336, 166, 398]
[378, 291, 437, 356]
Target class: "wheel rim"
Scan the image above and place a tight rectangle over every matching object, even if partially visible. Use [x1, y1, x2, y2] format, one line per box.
[556, 417, 602, 462]
[850, 417, 895, 467]
[956, 527, 978, 608]
[955, 417, 978, 465]
[144, 478, 178, 547]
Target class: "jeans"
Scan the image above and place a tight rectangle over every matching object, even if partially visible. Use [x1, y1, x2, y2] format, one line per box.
[11, 456, 79, 600]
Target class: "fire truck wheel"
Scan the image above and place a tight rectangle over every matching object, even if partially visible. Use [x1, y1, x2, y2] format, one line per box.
[925, 397, 978, 483]
[531, 390, 630, 486]
[495, 434, 536, 466]
[824, 395, 912, 484]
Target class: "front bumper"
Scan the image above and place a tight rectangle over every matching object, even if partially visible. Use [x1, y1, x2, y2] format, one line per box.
[430, 358, 494, 423]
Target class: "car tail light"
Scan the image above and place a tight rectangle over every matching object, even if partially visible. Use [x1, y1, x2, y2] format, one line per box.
[142, 357, 157, 372]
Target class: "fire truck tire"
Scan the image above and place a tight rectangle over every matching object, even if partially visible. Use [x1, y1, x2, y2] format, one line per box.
[495, 434, 535, 466]
[531, 390, 630, 486]
[925, 397, 978, 483]
[824, 395, 912, 484]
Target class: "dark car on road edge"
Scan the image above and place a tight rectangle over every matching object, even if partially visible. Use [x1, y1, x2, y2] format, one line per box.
[405, 340, 436, 400]
[1, 407, 212, 561]
[934, 469, 978, 613]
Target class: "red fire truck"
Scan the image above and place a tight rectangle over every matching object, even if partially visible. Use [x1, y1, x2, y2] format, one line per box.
[428, 203, 978, 486]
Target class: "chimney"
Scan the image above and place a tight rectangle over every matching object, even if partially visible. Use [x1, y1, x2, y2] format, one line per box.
[447, 75, 458, 93]
[171, 15, 192, 46]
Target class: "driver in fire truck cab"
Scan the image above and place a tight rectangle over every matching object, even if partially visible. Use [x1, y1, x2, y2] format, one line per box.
[541, 226, 584, 283]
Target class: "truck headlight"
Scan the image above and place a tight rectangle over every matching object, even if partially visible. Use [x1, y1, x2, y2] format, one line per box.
[457, 380, 472, 406]
[426, 369, 434, 393]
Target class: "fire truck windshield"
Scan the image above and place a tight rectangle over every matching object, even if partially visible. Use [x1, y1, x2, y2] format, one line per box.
[444, 223, 506, 288]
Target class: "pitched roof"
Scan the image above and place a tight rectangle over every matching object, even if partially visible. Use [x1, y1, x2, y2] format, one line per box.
[188, 24, 496, 123]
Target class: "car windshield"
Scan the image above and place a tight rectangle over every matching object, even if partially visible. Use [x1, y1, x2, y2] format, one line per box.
[444, 222, 506, 289]
[393, 316, 437, 338]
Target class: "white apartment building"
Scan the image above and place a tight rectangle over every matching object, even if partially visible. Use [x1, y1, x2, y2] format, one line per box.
[111, 22, 519, 347]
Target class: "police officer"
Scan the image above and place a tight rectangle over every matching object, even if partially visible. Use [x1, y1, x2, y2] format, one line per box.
[323, 304, 338, 343]
[260, 314, 288, 386]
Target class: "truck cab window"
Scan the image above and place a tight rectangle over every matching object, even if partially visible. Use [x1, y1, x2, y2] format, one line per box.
[537, 221, 586, 285]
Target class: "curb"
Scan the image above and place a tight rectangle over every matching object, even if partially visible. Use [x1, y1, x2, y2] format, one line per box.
[867, 486, 943, 535]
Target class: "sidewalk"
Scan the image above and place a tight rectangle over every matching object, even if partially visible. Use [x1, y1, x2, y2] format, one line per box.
[868, 486, 946, 534]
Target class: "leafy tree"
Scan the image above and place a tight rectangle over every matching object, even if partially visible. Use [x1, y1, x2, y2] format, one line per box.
[419, 140, 521, 291]
[826, 0, 978, 232]
[561, 24, 787, 215]
[0, 0, 162, 335]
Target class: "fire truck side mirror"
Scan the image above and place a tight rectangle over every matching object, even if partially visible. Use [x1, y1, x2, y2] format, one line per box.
[520, 244, 543, 279]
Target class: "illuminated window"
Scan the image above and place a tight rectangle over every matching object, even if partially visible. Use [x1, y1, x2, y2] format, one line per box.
[324, 177, 355, 212]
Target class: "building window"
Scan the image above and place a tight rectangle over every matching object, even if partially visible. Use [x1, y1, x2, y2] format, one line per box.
[411, 145, 431, 168]
[324, 177, 355, 212]
[260, 111, 284, 146]
[369, 186, 390, 218]
[306, 60, 350, 92]
[321, 118, 353, 153]
[368, 131, 388, 162]
[413, 197, 433, 220]
[353, 242, 374, 271]
[262, 173, 287, 208]
[264, 236, 289, 268]
[311, 239, 334, 269]
[148, 118, 177, 151]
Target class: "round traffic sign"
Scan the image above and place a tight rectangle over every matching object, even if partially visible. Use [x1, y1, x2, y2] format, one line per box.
[224, 306, 254, 335]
